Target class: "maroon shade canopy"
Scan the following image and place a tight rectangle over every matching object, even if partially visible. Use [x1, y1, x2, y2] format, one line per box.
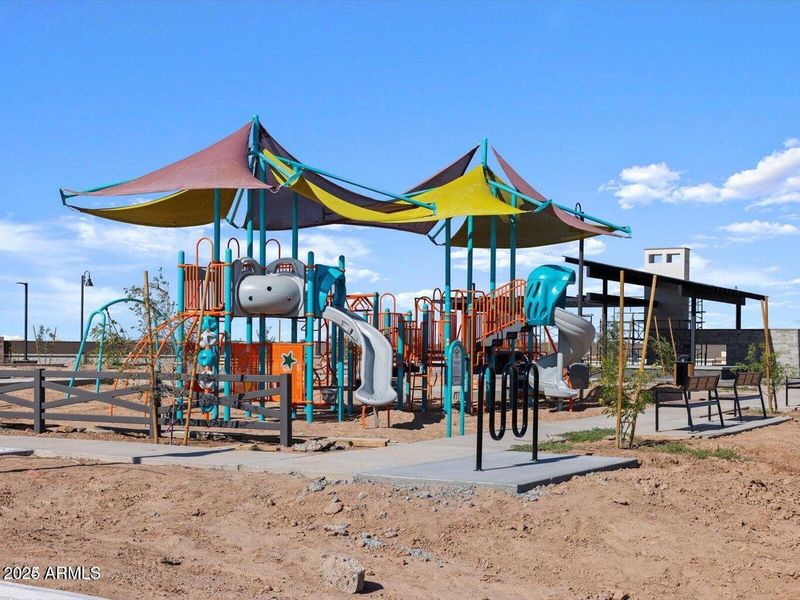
[492, 148, 618, 239]
[63, 122, 269, 197]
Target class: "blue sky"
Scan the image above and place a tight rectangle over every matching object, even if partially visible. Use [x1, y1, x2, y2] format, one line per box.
[1, 0, 799, 341]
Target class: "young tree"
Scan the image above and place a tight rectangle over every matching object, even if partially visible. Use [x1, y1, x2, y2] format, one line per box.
[595, 323, 653, 448]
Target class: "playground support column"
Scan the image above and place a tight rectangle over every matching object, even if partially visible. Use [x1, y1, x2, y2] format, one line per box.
[259, 169, 267, 384]
[489, 217, 497, 292]
[176, 250, 185, 420]
[212, 190, 221, 262]
[291, 192, 299, 343]
[223, 248, 233, 422]
[304, 252, 316, 423]
[616, 270, 625, 448]
[404, 311, 412, 404]
[444, 218, 452, 346]
[347, 342, 354, 416]
[336, 255, 345, 421]
[466, 215, 474, 412]
[246, 211, 253, 346]
[396, 317, 405, 409]
[372, 292, 379, 328]
[576, 202, 584, 405]
[421, 305, 429, 412]
[509, 193, 517, 364]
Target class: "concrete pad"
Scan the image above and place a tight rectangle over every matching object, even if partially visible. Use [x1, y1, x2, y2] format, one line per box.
[0, 447, 33, 457]
[0, 581, 107, 600]
[358, 450, 639, 493]
[652, 415, 790, 439]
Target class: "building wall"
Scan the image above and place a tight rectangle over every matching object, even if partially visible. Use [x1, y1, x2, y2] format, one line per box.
[696, 328, 800, 373]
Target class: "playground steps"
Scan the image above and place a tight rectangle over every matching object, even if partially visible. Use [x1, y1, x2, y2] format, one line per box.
[480, 322, 526, 348]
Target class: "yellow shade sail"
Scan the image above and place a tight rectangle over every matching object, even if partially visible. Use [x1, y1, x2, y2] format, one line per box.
[263, 151, 526, 224]
[73, 189, 237, 228]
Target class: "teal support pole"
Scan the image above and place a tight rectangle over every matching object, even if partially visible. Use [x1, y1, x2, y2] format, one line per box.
[444, 218, 452, 428]
[372, 292, 379, 328]
[396, 316, 405, 409]
[459, 346, 466, 437]
[489, 216, 497, 292]
[383, 308, 390, 332]
[245, 212, 253, 350]
[404, 311, 412, 404]
[176, 250, 185, 421]
[304, 251, 315, 423]
[336, 255, 345, 421]
[259, 169, 267, 404]
[421, 305, 429, 412]
[509, 193, 517, 364]
[291, 192, 299, 343]
[466, 214, 474, 413]
[346, 343, 354, 416]
[213, 189, 221, 262]
[94, 311, 108, 393]
[444, 218, 452, 346]
[209, 191, 221, 421]
[223, 248, 233, 422]
[466, 216, 474, 296]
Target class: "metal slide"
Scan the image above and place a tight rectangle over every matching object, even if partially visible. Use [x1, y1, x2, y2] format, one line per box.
[322, 306, 398, 407]
[530, 307, 596, 398]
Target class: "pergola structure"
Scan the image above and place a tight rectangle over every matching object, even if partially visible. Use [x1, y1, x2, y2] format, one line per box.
[564, 256, 767, 361]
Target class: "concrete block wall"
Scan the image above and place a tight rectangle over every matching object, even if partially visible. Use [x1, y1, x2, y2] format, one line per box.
[696, 328, 800, 374]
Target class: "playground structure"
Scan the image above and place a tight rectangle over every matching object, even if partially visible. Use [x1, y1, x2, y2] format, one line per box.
[60, 116, 631, 441]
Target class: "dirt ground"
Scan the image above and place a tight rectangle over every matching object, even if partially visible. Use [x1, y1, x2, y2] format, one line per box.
[1, 417, 798, 599]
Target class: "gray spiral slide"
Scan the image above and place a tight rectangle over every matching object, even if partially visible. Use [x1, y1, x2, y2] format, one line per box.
[530, 307, 596, 399]
[322, 306, 398, 407]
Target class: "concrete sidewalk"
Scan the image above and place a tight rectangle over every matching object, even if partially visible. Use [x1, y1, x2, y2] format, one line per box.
[0, 393, 792, 491]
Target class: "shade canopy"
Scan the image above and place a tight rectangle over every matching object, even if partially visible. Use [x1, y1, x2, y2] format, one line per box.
[451, 148, 624, 248]
[62, 122, 268, 197]
[245, 126, 479, 234]
[59, 117, 630, 244]
[263, 151, 525, 224]
[75, 189, 237, 228]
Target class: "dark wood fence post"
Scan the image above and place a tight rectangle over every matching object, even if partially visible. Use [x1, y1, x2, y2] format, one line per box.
[149, 372, 162, 440]
[33, 368, 45, 434]
[279, 373, 292, 447]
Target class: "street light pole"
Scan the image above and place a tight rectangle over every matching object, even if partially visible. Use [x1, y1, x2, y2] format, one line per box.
[80, 271, 93, 340]
[16, 282, 28, 362]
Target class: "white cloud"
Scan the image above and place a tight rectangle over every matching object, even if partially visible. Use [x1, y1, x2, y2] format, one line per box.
[691, 253, 799, 292]
[602, 139, 800, 210]
[718, 220, 799, 241]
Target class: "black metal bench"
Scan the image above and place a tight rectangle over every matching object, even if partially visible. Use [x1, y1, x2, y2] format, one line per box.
[654, 374, 724, 432]
[786, 377, 800, 407]
[719, 371, 766, 419]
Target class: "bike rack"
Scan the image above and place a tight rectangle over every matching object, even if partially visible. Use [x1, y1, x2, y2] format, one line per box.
[475, 361, 539, 471]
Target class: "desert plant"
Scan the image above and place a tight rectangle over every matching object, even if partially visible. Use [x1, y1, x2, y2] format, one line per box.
[32, 325, 57, 365]
[87, 314, 135, 368]
[123, 268, 176, 338]
[595, 323, 654, 448]
[650, 335, 676, 377]
[733, 343, 796, 410]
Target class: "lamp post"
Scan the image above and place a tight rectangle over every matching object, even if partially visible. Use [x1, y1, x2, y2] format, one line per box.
[16, 282, 29, 362]
[80, 271, 93, 340]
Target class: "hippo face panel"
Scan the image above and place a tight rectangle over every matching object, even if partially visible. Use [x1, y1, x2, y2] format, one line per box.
[237, 274, 303, 317]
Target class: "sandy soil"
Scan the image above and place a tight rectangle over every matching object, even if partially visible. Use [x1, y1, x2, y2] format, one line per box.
[1, 418, 798, 599]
